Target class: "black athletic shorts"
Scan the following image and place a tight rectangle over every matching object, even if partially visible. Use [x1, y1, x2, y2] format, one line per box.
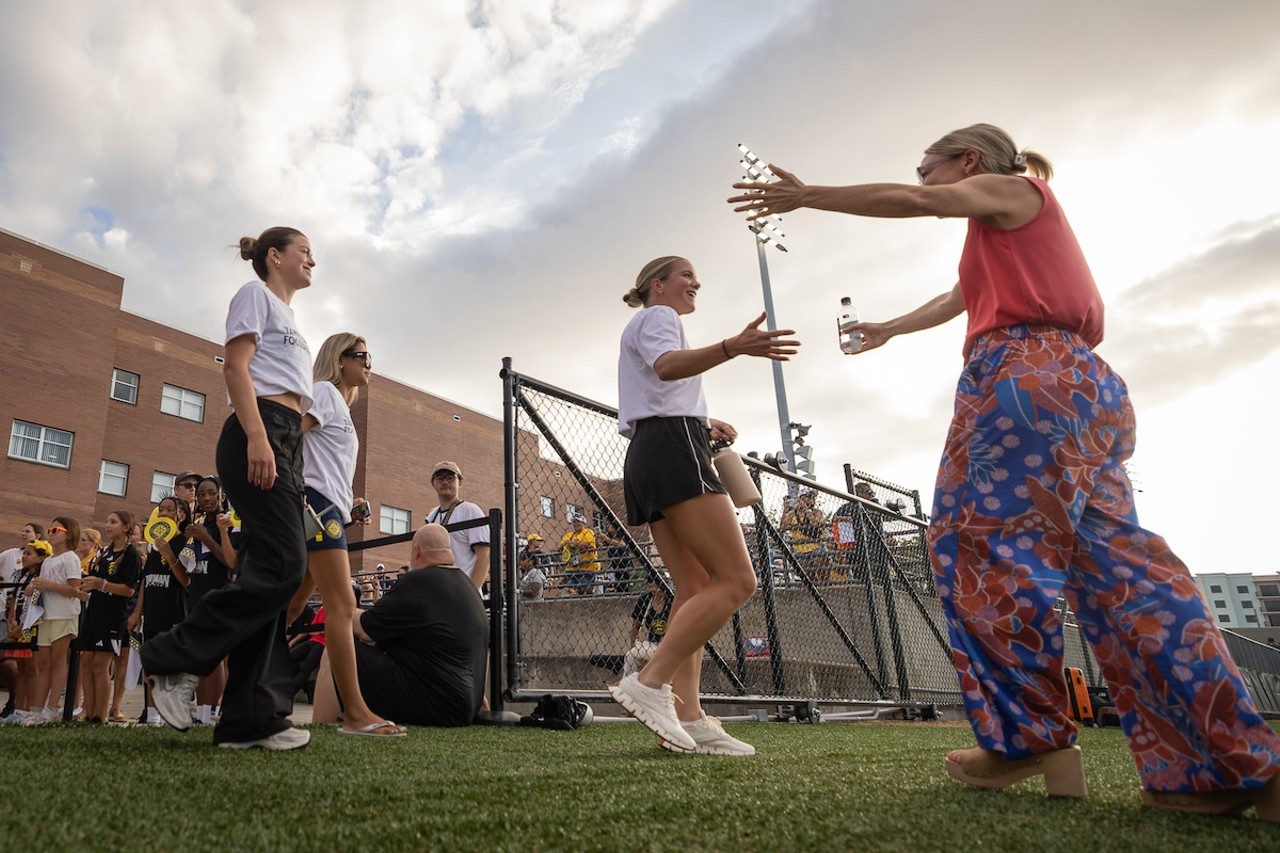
[623, 416, 727, 526]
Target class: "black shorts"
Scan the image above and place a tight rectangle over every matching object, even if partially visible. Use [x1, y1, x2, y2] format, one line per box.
[623, 416, 727, 526]
[75, 630, 121, 654]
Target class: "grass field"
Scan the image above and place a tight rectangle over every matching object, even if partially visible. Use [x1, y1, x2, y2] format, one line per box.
[2, 719, 1276, 851]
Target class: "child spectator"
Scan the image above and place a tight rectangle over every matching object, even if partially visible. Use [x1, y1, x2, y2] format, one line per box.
[25, 517, 83, 725]
[0, 539, 51, 725]
[135, 497, 191, 724]
[75, 511, 142, 724]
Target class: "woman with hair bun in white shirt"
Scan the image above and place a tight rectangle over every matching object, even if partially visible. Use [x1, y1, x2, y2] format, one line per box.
[140, 226, 315, 751]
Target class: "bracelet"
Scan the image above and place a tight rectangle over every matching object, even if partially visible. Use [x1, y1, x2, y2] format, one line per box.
[721, 339, 734, 359]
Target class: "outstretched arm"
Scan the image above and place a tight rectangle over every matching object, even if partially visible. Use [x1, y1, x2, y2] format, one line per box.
[728, 167, 1040, 227]
[654, 312, 799, 381]
[845, 284, 965, 353]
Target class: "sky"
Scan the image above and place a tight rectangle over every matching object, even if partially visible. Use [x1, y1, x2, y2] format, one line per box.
[2, 0, 1278, 577]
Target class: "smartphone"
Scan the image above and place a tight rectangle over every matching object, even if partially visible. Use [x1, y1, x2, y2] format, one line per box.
[349, 502, 371, 522]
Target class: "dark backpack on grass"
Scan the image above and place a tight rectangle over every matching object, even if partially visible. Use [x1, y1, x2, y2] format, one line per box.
[519, 694, 587, 731]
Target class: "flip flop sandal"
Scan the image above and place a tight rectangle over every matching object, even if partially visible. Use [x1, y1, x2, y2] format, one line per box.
[338, 720, 407, 737]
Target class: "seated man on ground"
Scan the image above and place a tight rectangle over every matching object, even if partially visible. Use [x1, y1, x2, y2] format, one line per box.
[311, 524, 488, 728]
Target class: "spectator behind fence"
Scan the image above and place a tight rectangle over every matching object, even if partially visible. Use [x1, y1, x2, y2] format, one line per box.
[728, 124, 1280, 816]
[518, 535, 547, 600]
[559, 514, 600, 596]
[0, 539, 51, 725]
[75, 511, 142, 724]
[311, 524, 487, 728]
[623, 580, 671, 677]
[426, 461, 491, 592]
[780, 490, 827, 580]
[597, 521, 636, 593]
[25, 517, 83, 726]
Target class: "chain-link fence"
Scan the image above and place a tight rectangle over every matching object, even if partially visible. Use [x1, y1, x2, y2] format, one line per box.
[497, 360, 1280, 717]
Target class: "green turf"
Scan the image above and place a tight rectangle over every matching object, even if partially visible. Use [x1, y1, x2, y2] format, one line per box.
[2, 720, 1275, 851]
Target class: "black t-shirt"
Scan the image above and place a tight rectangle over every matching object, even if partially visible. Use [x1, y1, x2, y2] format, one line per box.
[630, 591, 671, 644]
[184, 515, 235, 601]
[141, 532, 187, 635]
[357, 565, 488, 726]
[83, 545, 142, 638]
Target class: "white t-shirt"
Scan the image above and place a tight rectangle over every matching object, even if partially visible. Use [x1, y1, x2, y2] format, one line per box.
[225, 281, 314, 413]
[426, 501, 490, 582]
[37, 551, 82, 620]
[303, 381, 357, 523]
[0, 546, 21, 615]
[617, 305, 708, 438]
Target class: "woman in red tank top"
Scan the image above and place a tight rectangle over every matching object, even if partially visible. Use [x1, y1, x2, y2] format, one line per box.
[727, 124, 1279, 821]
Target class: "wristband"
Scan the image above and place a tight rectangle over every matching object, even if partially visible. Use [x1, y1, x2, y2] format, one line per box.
[721, 339, 734, 359]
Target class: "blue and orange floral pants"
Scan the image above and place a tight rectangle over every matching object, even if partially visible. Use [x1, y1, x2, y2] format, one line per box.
[929, 324, 1280, 792]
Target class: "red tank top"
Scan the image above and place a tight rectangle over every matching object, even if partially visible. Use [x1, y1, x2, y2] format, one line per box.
[959, 177, 1104, 355]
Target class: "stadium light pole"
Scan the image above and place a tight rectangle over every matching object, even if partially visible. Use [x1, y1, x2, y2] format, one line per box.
[737, 143, 798, 473]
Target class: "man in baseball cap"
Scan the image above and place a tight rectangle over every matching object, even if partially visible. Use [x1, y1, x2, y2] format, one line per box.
[173, 470, 202, 513]
[425, 461, 489, 590]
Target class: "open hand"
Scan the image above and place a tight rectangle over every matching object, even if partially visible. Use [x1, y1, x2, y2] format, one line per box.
[727, 165, 808, 219]
[726, 312, 800, 361]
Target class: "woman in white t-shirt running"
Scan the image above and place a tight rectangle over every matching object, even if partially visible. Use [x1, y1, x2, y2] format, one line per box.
[608, 256, 799, 755]
[286, 333, 403, 737]
[26, 516, 84, 725]
[139, 226, 315, 751]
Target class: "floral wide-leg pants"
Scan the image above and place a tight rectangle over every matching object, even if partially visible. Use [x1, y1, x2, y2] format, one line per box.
[928, 324, 1280, 792]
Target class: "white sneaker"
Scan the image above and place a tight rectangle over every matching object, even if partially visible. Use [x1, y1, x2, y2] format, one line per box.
[608, 674, 696, 752]
[148, 673, 198, 732]
[21, 707, 57, 727]
[1, 710, 29, 726]
[661, 713, 756, 755]
[218, 726, 311, 751]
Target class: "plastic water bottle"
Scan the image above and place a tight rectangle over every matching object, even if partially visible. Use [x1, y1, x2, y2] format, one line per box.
[838, 296, 862, 354]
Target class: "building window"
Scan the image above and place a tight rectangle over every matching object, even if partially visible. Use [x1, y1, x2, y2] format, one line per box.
[1259, 584, 1279, 597]
[539, 496, 555, 518]
[1247, 615, 1258, 623]
[151, 471, 176, 504]
[1214, 600, 1226, 608]
[593, 510, 607, 530]
[1209, 585, 1222, 593]
[161, 384, 206, 422]
[111, 368, 140, 404]
[1265, 601, 1280, 612]
[1237, 586, 1250, 594]
[8, 420, 73, 468]
[99, 460, 129, 496]
[1243, 601, 1255, 609]
[380, 505, 411, 535]
[1221, 614, 1231, 623]
[566, 503, 582, 522]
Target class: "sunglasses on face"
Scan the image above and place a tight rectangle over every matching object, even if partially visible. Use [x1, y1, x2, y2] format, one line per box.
[47, 525, 67, 535]
[342, 350, 372, 367]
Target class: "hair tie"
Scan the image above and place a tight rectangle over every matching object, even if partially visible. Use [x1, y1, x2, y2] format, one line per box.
[1013, 153, 1027, 167]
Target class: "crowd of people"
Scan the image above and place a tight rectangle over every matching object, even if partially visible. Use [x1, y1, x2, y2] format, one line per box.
[0, 471, 239, 727]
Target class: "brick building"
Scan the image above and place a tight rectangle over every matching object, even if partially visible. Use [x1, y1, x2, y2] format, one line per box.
[1, 227, 593, 575]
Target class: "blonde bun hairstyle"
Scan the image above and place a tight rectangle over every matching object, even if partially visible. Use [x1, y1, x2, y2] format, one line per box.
[624, 256, 685, 308]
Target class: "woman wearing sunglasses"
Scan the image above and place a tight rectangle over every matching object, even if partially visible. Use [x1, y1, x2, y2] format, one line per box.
[285, 333, 402, 737]
[25, 517, 82, 725]
[727, 124, 1279, 820]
